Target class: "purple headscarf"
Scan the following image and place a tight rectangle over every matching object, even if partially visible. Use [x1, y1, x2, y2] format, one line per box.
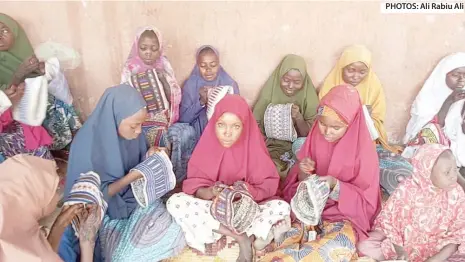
[178, 45, 239, 139]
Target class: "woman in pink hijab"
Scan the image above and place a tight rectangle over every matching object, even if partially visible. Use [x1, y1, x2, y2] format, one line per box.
[0, 155, 98, 262]
[261, 84, 381, 261]
[120, 26, 194, 182]
[167, 95, 291, 262]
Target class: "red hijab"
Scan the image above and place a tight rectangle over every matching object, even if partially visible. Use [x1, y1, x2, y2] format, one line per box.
[183, 94, 279, 202]
[282, 84, 381, 241]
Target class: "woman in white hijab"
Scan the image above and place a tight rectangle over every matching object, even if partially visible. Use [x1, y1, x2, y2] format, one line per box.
[403, 52, 465, 177]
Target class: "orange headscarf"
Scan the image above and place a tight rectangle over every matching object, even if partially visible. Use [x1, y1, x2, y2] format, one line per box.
[0, 155, 62, 262]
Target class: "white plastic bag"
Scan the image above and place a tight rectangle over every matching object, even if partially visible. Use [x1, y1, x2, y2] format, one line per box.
[45, 57, 73, 105]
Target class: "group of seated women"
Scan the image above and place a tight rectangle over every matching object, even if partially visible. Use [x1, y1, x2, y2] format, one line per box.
[1, 12, 465, 262]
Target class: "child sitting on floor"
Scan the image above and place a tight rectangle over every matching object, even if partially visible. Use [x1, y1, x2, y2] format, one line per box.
[358, 144, 465, 262]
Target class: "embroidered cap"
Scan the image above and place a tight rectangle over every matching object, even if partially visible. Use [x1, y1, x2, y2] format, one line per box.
[130, 150, 176, 208]
[291, 175, 330, 226]
[264, 103, 297, 142]
[206, 85, 235, 120]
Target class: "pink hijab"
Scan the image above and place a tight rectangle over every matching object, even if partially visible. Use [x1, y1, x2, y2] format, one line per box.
[121, 26, 181, 124]
[374, 144, 465, 261]
[282, 84, 381, 241]
[0, 155, 62, 262]
[183, 94, 280, 202]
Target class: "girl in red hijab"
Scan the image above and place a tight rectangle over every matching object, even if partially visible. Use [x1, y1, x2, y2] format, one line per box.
[262, 84, 381, 262]
[167, 95, 291, 262]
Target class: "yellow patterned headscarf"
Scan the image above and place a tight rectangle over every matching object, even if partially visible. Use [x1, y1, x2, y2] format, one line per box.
[319, 45, 400, 153]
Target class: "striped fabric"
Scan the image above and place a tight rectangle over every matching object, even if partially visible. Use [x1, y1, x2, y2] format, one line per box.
[130, 69, 169, 114]
[64, 171, 107, 238]
[206, 85, 234, 120]
[130, 150, 176, 208]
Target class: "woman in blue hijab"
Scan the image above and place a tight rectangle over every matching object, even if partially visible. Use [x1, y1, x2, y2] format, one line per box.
[58, 84, 185, 261]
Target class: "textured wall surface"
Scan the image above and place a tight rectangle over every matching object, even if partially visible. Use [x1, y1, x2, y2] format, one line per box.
[2, 1, 464, 142]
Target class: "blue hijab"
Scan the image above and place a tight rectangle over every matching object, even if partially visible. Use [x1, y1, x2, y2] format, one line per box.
[178, 45, 239, 139]
[65, 84, 148, 219]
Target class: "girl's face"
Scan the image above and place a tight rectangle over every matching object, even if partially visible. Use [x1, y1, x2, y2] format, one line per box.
[137, 31, 161, 66]
[118, 108, 147, 140]
[431, 150, 459, 189]
[446, 67, 465, 90]
[197, 49, 219, 81]
[318, 115, 348, 143]
[342, 62, 369, 87]
[215, 112, 243, 148]
[280, 69, 304, 97]
[0, 22, 14, 51]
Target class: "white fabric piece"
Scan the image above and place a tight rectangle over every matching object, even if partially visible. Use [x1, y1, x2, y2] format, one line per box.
[403, 52, 465, 144]
[12, 76, 48, 126]
[206, 85, 234, 120]
[45, 57, 73, 105]
[362, 105, 380, 141]
[444, 100, 465, 167]
[166, 193, 290, 253]
[0, 90, 12, 115]
[264, 103, 298, 142]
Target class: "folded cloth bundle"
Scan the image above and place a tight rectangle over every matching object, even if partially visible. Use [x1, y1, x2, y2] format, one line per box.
[130, 150, 176, 208]
[12, 75, 48, 126]
[206, 85, 234, 120]
[63, 171, 107, 238]
[210, 181, 259, 235]
[264, 103, 297, 142]
[291, 175, 330, 226]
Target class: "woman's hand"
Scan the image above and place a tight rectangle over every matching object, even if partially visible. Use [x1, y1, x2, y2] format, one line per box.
[12, 55, 43, 84]
[318, 176, 337, 188]
[447, 89, 465, 103]
[48, 205, 84, 251]
[4, 83, 25, 107]
[291, 104, 303, 121]
[299, 157, 315, 174]
[146, 146, 169, 158]
[199, 86, 210, 106]
[77, 204, 101, 244]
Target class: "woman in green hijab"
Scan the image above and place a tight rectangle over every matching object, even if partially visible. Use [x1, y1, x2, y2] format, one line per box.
[253, 54, 319, 178]
[0, 13, 82, 154]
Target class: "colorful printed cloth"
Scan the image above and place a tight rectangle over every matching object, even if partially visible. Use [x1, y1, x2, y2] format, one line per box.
[99, 199, 186, 262]
[260, 220, 357, 262]
[374, 144, 465, 262]
[377, 145, 413, 195]
[42, 94, 82, 150]
[402, 121, 450, 159]
[130, 150, 176, 208]
[0, 120, 53, 160]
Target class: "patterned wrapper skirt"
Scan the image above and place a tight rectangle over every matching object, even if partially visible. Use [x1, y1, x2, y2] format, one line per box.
[260, 220, 357, 262]
[99, 199, 186, 262]
[166, 193, 291, 254]
[0, 121, 53, 160]
[377, 145, 413, 195]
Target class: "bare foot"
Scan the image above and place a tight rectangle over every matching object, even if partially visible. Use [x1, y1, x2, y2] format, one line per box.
[253, 230, 273, 251]
[236, 235, 253, 262]
[273, 216, 291, 243]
